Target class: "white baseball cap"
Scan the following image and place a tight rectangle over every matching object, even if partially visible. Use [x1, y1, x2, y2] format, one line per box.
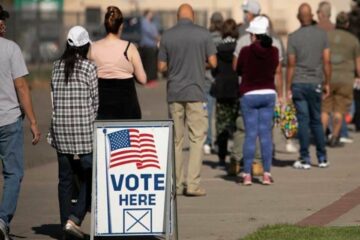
[246, 16, 269, 34]
[242, 0, 261, 15]
[67, 26, 91, 47]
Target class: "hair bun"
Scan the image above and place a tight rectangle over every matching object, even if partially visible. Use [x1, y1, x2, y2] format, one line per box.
[107, 6, 117, 15]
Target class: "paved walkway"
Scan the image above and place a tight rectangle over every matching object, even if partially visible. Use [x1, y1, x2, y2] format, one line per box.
[2, 81, 360, 240]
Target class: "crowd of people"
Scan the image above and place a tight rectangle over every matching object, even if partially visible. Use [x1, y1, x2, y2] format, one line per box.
[1, 0, 360, 239]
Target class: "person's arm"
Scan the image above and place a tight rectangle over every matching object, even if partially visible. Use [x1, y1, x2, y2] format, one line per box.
[157, 36, 168, 73]
[286, 54, 296, 102]
[14, 77, 41, 145]
[129, 43, 147, 84]
[232, 37, 243, 71]
[275, 62, 283, 103]
[322, 48, 331, 99]
[356, 56, 360, 77]
[232, 56, 238, 72]
[158, 61, 167, 73]
[207, 55, 217, 69]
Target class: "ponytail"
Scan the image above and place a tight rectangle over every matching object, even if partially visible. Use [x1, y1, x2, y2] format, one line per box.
[256, 34, 273, 48]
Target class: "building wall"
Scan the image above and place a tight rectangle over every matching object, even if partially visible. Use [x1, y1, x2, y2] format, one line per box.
[64, 0, 352, 33]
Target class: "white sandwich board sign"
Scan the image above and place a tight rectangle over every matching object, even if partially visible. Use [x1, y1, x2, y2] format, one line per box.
[91, 121, 177, 239]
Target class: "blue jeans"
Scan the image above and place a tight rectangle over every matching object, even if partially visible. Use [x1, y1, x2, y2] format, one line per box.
[292, 83, 327, 163]
[205, 92, 215, 146]
[0, 118, 24, 225]
[241, 94, 275, 174]
[57, 153, 92, 226]
[340, 118, 349, 138]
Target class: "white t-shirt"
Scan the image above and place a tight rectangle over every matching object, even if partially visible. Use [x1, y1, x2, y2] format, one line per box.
[0, 37, 28, 126]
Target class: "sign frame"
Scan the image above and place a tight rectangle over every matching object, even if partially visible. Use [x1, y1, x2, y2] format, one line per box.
[90, 120, 178, 240]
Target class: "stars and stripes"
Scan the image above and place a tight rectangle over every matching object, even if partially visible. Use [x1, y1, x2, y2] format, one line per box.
[107, 129, 160, 169]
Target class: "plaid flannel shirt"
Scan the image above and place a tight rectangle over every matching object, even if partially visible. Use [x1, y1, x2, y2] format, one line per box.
[47, 59, 99, 154]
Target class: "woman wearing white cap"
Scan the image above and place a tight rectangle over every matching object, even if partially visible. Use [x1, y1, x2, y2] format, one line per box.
[47, 26, 98, 238]
[236, 16, 282, 185]
[89, 6, 147, 120]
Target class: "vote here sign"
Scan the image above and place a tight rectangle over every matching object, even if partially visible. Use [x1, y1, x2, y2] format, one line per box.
[93, 123, 172, 237]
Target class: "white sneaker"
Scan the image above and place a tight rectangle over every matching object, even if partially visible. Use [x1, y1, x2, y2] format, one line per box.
[318, 161, 329, 168]
[203, 144, 211, 155]
[286, 139, 298, 153]
[293, 160, 311, 170]
[339, 137, 354, 144]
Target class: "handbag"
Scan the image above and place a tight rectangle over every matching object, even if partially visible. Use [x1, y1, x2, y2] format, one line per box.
[274, 102, 298, 139]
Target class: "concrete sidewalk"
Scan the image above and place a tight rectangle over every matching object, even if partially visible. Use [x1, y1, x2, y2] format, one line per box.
[3, 81, 360, 239]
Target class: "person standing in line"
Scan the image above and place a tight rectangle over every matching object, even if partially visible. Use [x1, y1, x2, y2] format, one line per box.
[349, 0, 360, 132]
[158, 4, 217, 196]
[140, 9, 160, 87]
[203, 11, 224, 155]
[229, 0, 285, 175]
[211, 18, 239, 168]
[317, 1, 335, 32]
[228, 0, 261, 176]
[0, 5, 41, 240]
[237, 16, 282, 185]
[321, 12, 360, 147]
[47, 26, 98, 239]
[287, 3, 331, 170]
[89, 6, 147, 120]
[316, 1, 350, 144]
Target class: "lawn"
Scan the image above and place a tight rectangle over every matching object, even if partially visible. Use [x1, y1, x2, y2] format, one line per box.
[241, 224, 360, 240]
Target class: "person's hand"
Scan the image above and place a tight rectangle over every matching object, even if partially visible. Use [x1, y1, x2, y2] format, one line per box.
[286, 90, 292, 102]
[30, 123, 41, 145]
[277, 95, 284, 105]
[322, 83, 330, 100]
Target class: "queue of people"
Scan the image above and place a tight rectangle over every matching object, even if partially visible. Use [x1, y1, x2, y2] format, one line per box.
[1, 1, 360, 239]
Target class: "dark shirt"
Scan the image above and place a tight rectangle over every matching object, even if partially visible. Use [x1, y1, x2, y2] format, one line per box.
[212, 36, 239, 99]
[237, 41, 279, 96]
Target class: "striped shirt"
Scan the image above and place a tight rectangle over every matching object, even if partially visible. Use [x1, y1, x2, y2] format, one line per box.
[47, 59, 99, 154]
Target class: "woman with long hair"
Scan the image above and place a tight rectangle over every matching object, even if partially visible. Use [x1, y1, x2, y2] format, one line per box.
[47, 26, 98, 238]
[89, 6, 147, 120]
[237, 16, 283, 185]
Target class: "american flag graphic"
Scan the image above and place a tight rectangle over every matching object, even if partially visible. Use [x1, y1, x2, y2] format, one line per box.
[107, 129, 161, 169]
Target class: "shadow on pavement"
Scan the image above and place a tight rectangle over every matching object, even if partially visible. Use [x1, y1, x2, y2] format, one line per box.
[32, 224, 63, 239]
[202, 159, 218, 169]
[95, 236, 162, 239]
[272, 158, 296, 167]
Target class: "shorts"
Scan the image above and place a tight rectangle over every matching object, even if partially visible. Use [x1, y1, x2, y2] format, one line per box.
[322, 82, 353, 114]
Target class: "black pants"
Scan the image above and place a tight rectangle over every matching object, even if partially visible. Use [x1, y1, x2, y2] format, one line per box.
[97, 78, 141, 120]
[140, 46, 158, 81]
[57, 153, 92, 226]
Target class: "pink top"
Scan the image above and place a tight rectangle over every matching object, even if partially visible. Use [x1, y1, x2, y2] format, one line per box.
[89, 38, 146, 82]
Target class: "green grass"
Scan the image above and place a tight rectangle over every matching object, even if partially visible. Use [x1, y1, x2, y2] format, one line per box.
[241, 224, 360, 240]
